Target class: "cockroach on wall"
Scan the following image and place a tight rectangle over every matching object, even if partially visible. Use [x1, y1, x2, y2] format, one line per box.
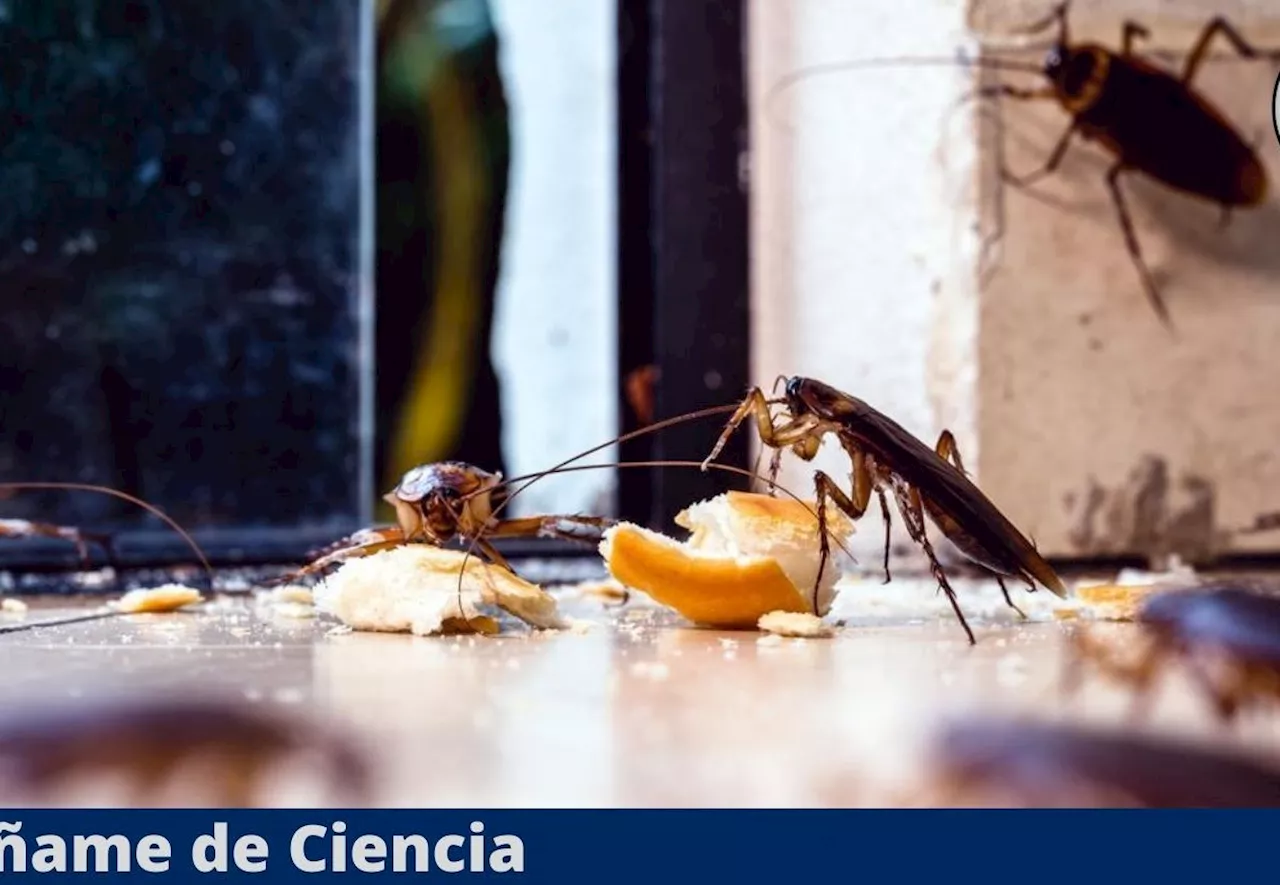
[700, 376, 1067, 645]
[1065, 584, 1280, 722]
[768, 0, 1280, 329]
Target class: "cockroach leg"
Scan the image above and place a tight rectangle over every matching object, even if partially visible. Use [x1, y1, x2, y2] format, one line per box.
[932, 432, 1026, 617]
[875, 486, 893, 584]
[977, 83, 1056, 103]
[810, 470, 868, 613]
[972, 82, 1058, 285]
[837, 437, 889, 584]
[996, 577, 1026, 620]
[1105, 163, 1171, 328]
[766, 447, 785, 497]
[1180, 16, 1280, 85]
[701, 387, 815, 470]
[933, 430, 968, 477]
[892, 482, 976, 645]
[1121, 21, 1150, 55]
[288, 528, 408, 579]
[0, 519, 115, 568]
[485, 514, 616, 545]
[1002, 122, 1077, 190]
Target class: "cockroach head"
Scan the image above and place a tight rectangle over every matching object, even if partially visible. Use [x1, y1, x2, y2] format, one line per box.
[1043, 44, 1101, 103]
[783, 376, 852, 419]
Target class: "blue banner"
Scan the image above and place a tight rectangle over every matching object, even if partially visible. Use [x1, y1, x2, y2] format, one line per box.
[0, 809, 1266, 881]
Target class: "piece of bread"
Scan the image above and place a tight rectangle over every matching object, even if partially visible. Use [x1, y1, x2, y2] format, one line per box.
[313, 544, 563, 635]
[1063, 582, 1165, 621]
[599, 491, 854, 629]
[112, 585, 204, 614]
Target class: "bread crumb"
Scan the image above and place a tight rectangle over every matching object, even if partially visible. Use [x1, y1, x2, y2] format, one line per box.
[271, 602, 316, 620]
[572, 578, 630, 604]
[566, 618, 596, 635]
[1058, 582, 1174, 622]
[1, 598, 28, 614]
[257, 585, 315, 606]
[630, 661, 670, 681]
[756, 634, 784, 648]
[112, 584, 204, 614]
[312, 545, 564, 636]
[758, 610, 834, 638]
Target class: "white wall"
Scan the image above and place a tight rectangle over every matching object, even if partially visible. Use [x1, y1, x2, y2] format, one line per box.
[750, 0, 979, 564]
[489, 0, 617, 517]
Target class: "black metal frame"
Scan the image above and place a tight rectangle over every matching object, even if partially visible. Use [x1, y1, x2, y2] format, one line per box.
[617, 0, 752, 531]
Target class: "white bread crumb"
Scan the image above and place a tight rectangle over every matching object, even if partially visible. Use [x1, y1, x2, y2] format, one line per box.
[112, 584, 204, 614]
[312, 544, 564, 636]
[758, 610, 835, 638]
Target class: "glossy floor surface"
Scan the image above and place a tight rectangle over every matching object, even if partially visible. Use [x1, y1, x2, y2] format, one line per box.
[1, 566, 1278, 807]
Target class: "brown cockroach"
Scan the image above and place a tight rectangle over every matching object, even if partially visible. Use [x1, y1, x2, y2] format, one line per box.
[289, 403, 745, 580]
[767, 0, 1280, 328]
[0, 693, 368, 806]
[1065, 584, 1280, 722]
[291, 460, 618, 579]
[624, 364, 660, 425]
[0, 518, 114, 565]
[699, 376, 1066, 644]
[0, 482, 212, 578]
[925, 716, 1280, 807]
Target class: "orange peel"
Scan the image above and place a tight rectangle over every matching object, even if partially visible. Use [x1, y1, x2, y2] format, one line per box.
[600, 491, 854, 629]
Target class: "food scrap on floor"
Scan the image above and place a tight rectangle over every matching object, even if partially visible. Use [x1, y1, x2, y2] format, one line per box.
[312, 544, 564, 636]
[757, 611, 835, 638]
[112, 584, 205, 614]
[599, 491, 854, 629]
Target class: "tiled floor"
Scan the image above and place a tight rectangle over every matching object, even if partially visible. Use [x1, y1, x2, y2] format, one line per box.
[0, 568, 1277, 807]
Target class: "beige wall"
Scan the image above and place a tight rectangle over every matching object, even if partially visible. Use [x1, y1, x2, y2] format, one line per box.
[750, 0, 1280, 567]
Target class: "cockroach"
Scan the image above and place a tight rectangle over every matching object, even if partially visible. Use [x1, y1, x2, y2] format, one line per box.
[0, 482, 212, 579]
[1065, 584, 1280, 722]
[289, 403, 744, 583]
[292, 460, 618, 579]
[0, 694, 368, 806]
[0, 518, 114, 565]
[767, 0, 1280, 328]
[624, 364, 660, 425]
[699, 376, 1067, 644]
[925, 716, 1280, 807]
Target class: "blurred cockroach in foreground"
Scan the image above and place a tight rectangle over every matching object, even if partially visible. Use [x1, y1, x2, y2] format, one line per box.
[1065, 585, 1280, 722]
[700, 376, 1067, 645]
[767, 0, 1280, 328]
[923, 717, 1280, 807]
[0, 482, 211, 579]
[0, 694, 368, 807]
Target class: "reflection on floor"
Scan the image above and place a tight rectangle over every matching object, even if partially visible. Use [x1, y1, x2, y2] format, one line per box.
[0, 568, 1277, 807]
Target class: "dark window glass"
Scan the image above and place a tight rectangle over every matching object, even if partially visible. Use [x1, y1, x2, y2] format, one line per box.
[0, 0, 368, 559]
